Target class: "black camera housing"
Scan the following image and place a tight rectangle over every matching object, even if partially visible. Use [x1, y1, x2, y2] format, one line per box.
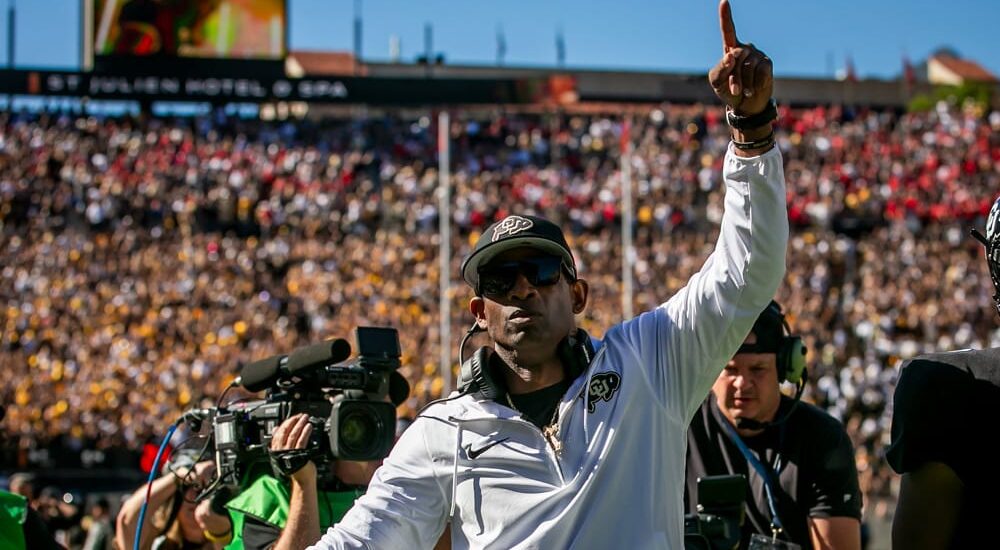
[212, 327, 402, 488]
[684, 474, 746, 550]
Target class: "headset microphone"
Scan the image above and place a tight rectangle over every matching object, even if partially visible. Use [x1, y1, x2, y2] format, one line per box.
[733, 372, 808, 432]
[414, 323, 489, 417]
[735, 417, 768, 431]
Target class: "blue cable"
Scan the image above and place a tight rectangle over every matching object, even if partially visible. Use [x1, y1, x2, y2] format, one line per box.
[134, 422, 179, 550]
[718, 418, 785, 534]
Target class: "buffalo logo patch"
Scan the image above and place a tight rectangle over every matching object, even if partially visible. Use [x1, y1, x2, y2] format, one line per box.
[587, 372, 621, 413]
[492, 215, 534, 241]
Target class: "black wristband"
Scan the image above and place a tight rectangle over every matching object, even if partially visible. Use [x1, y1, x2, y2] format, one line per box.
[732, 132, 776, 151]
[726, 98, 778, 130]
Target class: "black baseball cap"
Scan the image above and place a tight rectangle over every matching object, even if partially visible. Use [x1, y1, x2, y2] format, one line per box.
[461, 215, 577, 289]
[739, 300, 785, 353]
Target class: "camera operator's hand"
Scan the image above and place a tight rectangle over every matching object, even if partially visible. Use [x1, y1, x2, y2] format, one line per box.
[270, 413, 317, 484]
[268, 414, 322, 550]
[175, 460, 215, 487]
[194, 498, 233, 547]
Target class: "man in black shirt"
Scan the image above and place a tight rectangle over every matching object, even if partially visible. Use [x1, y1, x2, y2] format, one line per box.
[887, 199, 1000, 549]
[686, 301, 861, 549]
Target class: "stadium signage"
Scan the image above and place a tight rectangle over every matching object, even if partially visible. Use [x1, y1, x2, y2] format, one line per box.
[0, 69, 525, 105]
[35, 72, 348, 100]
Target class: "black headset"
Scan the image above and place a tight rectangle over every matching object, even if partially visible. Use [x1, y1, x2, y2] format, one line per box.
[457, 327, 596, 400]
[457, 345, 503, 400]
[768, 301, 808, 385]
[413, 326, 595, 418]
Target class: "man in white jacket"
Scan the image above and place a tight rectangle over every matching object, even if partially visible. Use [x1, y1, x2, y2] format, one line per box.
[282, 2, 789, 548]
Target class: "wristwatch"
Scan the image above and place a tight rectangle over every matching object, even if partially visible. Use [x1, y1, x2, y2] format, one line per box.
[726, 98, 778, 130]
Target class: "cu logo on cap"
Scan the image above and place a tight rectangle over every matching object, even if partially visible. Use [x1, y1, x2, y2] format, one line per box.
[492, 216, 534, 241]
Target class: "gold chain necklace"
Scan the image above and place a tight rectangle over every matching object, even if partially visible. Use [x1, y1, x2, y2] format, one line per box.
[506, 392, 563, 455]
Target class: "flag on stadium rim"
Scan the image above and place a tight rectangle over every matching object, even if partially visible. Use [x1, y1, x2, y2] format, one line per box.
[845, 55, 858, 83]
[903, 54, 916, 87]
[620, 116, 632, 155]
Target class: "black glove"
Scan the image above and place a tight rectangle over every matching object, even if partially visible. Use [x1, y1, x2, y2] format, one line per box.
[269, 449, 313, 478]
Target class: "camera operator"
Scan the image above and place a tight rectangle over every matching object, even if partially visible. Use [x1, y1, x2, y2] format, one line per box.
[115, 454, 233, 550]
[887, 198, 1000, 549]
[222, 413, 379, 550]
[211, 329, 416, 550]
[685, 301, 861, 549]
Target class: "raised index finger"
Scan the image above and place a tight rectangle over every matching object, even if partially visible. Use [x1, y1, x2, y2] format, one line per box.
[719, 0, 739, 51]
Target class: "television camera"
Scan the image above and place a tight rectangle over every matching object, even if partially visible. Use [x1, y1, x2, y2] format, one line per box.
[201, 327, 408, 495]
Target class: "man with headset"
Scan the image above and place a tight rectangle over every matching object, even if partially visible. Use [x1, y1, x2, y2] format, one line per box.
[303, 2, 788, 547]
[685, 301, 862, 549]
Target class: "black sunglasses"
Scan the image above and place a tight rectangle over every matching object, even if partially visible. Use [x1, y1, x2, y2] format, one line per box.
[477, 256, 569, 297]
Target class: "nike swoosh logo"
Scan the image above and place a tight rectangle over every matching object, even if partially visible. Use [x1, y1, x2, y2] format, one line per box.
[466, 437, 510, 459]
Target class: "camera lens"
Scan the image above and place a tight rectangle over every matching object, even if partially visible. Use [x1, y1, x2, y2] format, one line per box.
[331, 399, 395, 460]
[339, 408, 379, 455]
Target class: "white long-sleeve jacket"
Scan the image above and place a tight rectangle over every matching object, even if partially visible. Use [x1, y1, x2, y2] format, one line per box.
[310, 144, 788, 549]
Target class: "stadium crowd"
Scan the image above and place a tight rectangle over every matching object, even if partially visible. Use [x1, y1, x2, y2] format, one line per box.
[2, 99, 999, 546]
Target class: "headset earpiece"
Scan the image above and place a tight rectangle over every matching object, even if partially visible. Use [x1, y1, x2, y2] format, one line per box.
[775, 311, 807, 384]
[779, 335, 807, 384]
[457, 347, 506, 400]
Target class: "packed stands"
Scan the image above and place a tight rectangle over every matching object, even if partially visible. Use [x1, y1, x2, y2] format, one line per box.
[2, 101, 999, 542]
